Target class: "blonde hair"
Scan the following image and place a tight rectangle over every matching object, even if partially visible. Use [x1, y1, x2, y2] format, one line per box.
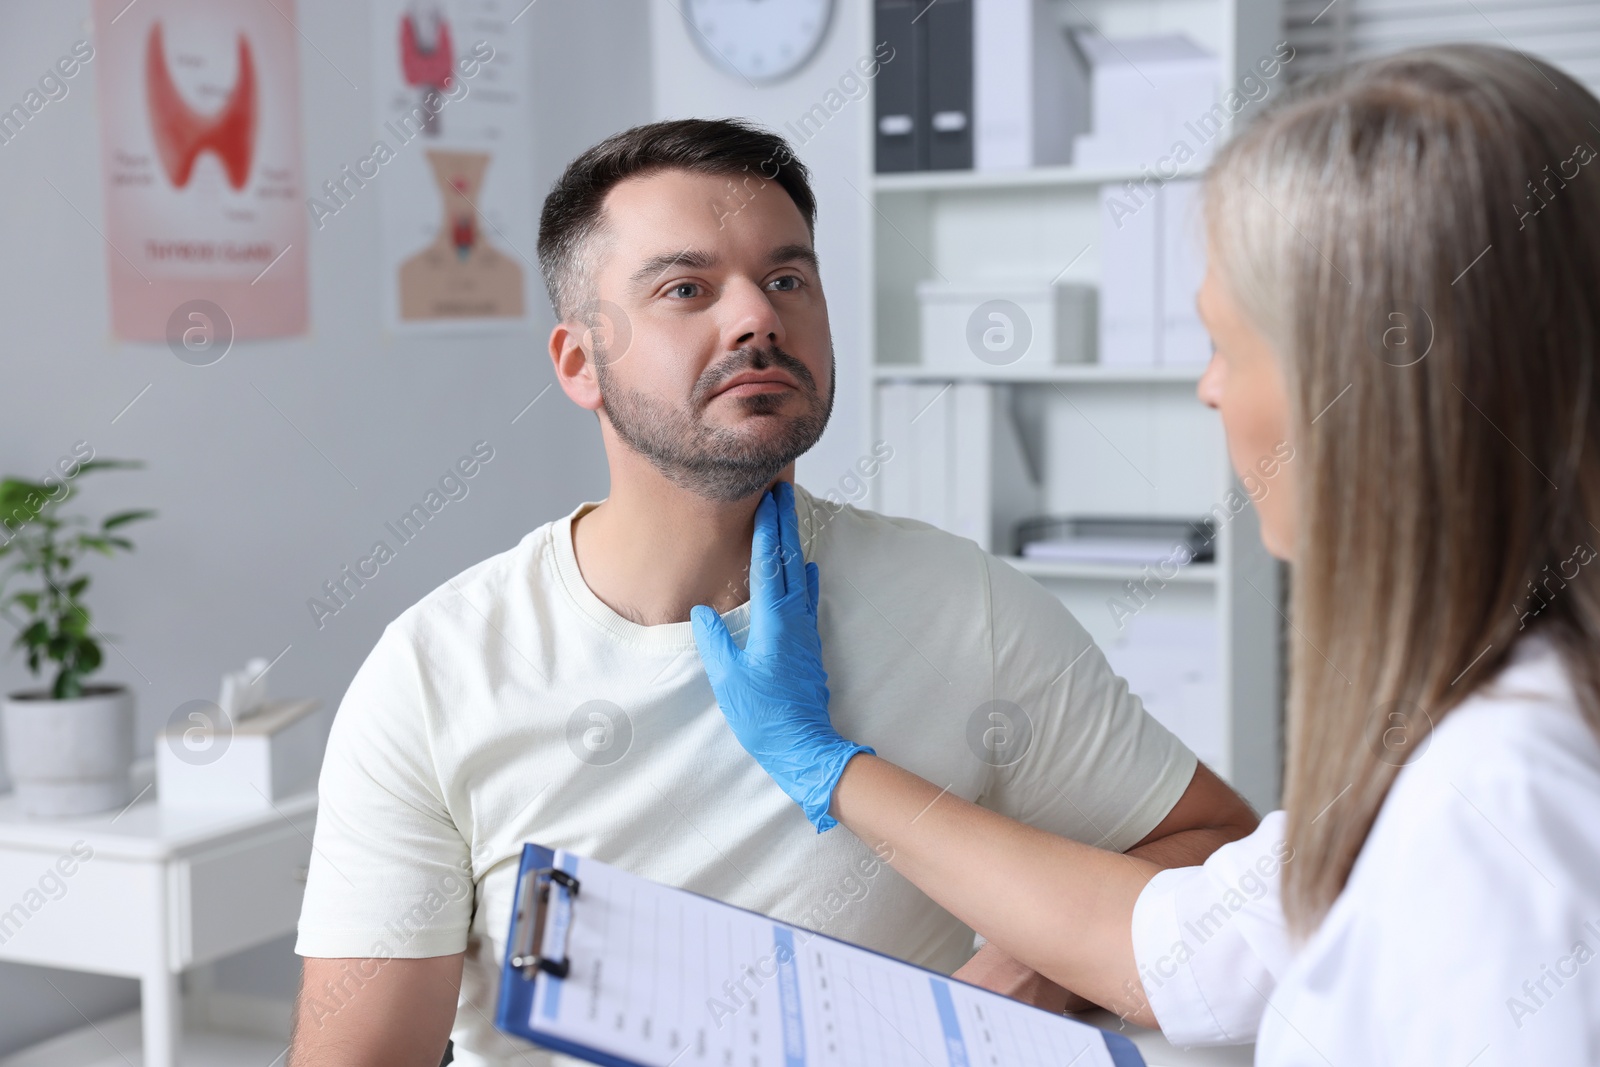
[1203, 44, 1600, 935]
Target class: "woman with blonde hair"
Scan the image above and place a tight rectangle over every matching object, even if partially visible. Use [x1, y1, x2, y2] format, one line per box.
[692, 43, 1600, 1061]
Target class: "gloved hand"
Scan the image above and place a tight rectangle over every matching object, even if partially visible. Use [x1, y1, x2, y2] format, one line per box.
[691, 481, 874, 832]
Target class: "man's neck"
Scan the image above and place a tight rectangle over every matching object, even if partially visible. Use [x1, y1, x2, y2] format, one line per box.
[570, 452, 796, 627]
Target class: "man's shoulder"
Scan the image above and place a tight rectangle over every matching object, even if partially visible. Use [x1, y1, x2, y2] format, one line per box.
[796, 485, 1051, 610]
[385, 516, 562, 646]
[797, 484, 984, 567]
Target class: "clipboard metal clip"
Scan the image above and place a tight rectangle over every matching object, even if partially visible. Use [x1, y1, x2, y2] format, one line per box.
[510, 866, 580, 980]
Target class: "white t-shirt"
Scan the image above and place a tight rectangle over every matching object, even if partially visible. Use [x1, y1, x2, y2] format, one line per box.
[1131, 631, 1600, 1063]
[294, 484, 1197, 1066]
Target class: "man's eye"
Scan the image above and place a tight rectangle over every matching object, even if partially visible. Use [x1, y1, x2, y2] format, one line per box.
[669, 282, 700, 299]
[768, 275, 801, 292]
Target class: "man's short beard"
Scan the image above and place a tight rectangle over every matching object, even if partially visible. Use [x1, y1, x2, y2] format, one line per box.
[595, 342, 834, 503]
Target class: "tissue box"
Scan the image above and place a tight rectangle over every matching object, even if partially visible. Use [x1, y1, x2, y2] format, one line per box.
[156, 697, 328, 808]
[917, 279, 1096, 374]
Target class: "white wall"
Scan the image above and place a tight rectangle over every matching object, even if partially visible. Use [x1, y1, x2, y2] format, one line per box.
[650, 0, 876, 495]
[0, 0, 651, 1052]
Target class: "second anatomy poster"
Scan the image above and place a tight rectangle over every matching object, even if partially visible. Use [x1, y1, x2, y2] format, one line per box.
[330, 1, 534, 333]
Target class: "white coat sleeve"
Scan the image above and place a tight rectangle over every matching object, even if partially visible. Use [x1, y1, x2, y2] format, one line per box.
[1129, 810, 1294, 1045]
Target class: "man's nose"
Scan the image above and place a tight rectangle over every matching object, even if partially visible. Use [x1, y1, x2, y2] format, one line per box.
[723, 279, 785, 349]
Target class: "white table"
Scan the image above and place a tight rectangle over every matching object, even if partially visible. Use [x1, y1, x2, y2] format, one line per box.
[0, 770, 316, 1067]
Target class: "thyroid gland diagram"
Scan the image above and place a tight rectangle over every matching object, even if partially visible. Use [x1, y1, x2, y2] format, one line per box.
[400, 8, 452, 137]
[145, 21, 258, 190]
[400, 9, 454, 91]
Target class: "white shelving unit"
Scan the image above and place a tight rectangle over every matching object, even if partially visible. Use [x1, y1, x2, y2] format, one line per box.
[863, 0, 1286, 812]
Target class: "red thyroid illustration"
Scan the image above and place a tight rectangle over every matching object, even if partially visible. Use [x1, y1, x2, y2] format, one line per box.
[145, 21, 258, 190]
[400, 13, 454, 90]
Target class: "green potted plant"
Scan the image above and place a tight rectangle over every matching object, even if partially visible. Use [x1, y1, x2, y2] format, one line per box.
[0, 455, 153, 816]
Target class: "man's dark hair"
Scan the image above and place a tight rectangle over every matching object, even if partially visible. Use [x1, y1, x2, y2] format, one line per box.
[536, 118, 817, 321]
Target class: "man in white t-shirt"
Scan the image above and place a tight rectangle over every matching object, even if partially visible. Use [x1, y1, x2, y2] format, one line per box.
[289, 119, 1257, 1067]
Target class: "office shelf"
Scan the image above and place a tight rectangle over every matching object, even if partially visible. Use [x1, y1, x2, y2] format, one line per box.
[872, 364, 1206, 384]
[872, 163, 1205, 194]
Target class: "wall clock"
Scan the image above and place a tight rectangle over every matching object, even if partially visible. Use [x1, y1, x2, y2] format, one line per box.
[682, 0, 835, 85]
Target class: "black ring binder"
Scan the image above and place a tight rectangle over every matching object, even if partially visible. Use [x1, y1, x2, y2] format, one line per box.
[509, 866, 581, 979]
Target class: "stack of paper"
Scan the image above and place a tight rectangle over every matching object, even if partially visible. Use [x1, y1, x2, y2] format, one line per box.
[1021, 537, 1186, 565]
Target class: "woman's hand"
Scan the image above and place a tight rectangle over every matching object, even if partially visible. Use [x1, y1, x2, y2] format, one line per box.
[691, 481, 874, 832]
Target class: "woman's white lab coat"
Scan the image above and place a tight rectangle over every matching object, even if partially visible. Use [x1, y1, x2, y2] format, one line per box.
[1129, 632, 1600, 1065]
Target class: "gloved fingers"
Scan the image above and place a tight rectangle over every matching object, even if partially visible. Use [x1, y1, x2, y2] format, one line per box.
[805, 560, 820, 617]
[749, 488, 785, 615]
[690, 603, 739, 679]
[774, 481, 808, 605]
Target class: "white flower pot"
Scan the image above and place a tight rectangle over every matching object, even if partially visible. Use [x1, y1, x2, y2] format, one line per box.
[2, 685, 135, 817]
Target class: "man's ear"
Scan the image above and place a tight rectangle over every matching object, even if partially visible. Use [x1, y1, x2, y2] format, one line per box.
[550, 317, 603, 412]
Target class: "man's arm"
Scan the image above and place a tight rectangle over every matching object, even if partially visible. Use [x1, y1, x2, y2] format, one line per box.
[289, 954, 463, 1067]
[1125, 761, 1257, 866]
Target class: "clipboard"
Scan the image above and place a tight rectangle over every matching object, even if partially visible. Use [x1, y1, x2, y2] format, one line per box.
[495, 842, 1147, 1067]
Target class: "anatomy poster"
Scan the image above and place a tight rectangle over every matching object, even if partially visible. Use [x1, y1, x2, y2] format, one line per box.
[366, 0, 534, 333]
[93, 0, 308, 342]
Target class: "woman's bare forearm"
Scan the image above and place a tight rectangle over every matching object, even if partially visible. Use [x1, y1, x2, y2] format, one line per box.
[830, 753, 1159, 1026]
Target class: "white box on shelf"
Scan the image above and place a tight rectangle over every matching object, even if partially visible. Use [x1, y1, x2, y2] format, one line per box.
[156, 698, 328, 809]
[1160, 178, 1212, 365]
[1100, 178, 1212, 367]
[1071, 33, 1220, 171]
[874, 381, 1041, 553]
[973, 0, 1090, 170]
[1098, 183, 1159, 367]
[917, 278, 1096, 374]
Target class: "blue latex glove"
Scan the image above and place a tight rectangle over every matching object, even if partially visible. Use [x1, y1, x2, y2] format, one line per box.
[691, 481, 874, 832]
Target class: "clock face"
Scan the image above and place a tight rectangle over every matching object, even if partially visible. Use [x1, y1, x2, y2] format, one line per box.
[683, 0, 835, 84]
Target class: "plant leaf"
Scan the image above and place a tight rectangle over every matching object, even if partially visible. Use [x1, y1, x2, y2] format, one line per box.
[0, 481, 50, 523]
[102, 509, 155, 531]
[66, 576, 88, 599]
[0, 478, 50, 504]
[74, 459, 144, 475]
[76, 535, 113, 556]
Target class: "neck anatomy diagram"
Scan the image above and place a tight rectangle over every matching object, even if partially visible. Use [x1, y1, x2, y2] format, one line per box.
[145, 21, 258, 190]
